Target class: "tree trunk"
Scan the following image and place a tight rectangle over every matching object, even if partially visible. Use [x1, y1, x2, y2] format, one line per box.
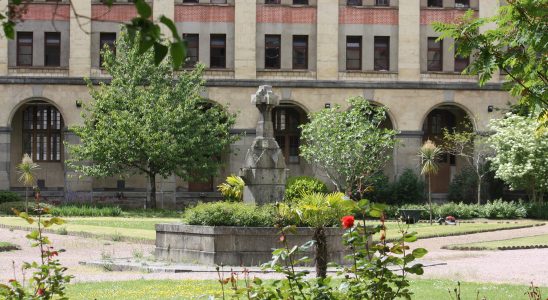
[314, 227, 328, 278]
[428, 175, 432, 225]
[25, 187, 29, 214]
[149, 173, 157, 209]
[477, 177, 482, 205]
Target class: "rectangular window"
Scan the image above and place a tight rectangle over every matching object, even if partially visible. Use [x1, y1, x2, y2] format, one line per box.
[183, 34, 199, 68]
[264, 0, 280, 3]
[455, 0, 469, 8]
[454, 42, 469, 72]
[347, 0, 362, 5]
[17, 32, 33, 66]
[374, 36, 390, 71]
[375, 0, 389, 6]
[346, 36, 361, 70]
[99, 32, 116, 67]
[427, 37, 443, 71]
[211, 0, 227, 3]
[44, 32, 61, 67]
[265, 35, 281, 69]
[182, 0, 199, 3]
[210, 34, 226, 69]
[292, 35, 308, 69]
[427, 0, 443, 7]
[293, 0, 308, 5]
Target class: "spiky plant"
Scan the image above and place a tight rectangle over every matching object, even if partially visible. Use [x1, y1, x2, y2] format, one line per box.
[17, 154, 40, 213]
[217, 175, 245, 202]
[419, 140, 442, 225]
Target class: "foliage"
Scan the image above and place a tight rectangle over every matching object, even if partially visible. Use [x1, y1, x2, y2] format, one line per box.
[0, 201, 53, 216]
[0, 191, 72, 299]
[0, 191, 22, 204]
[488, 113, 548, 203]
[0, 241, 19, 252]
[67, 31, 236, 209]
[366, 170, 425, 205]
[419, 140, 442, 224]
[50, 205, 122, 217]
[217, 175, 245, 202]
[300, 97, 397, 197]
[395, 200, 530, 220]
[182, 202, 277, 227]
[16, 154, 40, 214]
[433, 2, 548, 126]
[448, 167, 480, 203]
[284, 176, 329, 202]
[526, 202, 548, 220]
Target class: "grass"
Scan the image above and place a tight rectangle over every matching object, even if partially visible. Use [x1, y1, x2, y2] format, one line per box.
[444, 234, 548, 250]
[64, 279, 548, 300]
[0, 241, 19, 252]
[0, 216, 543, 244]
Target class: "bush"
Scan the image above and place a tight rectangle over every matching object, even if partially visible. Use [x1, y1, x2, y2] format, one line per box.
[391, 169, 425, 204]
[284, 176, 328, 202]
[0, 191, 22, 204]
[526, 202, 548, 220]
[393, 200, 529, 220]
[182, 202, 276, 227]
[0, 201, 52, 215]
[481, 200, 527, 219]
[50, 204, 122, 217]
[448, 168, 478, 203]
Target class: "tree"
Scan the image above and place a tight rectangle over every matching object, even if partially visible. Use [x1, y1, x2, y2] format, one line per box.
[419, 140, 441, 225]
[488, 113, 548, 203]
[433, 1, 548, 126]
[442, 121, 493, 204]
[299, 97, 397, 198]
[16, 154, 39, 214]
[67, 31, 236, 209]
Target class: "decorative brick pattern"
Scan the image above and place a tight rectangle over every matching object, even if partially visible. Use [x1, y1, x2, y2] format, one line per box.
[21, 3, 70, 21]
[339, 7, 398, 25]
[420, 9, 476, 25]
[256, 5, 316, 24]
[338, 71, 398, 81]
[92, 4, 138, 22]
[257, 70, 316, 80]
[175, 5, 235, 23]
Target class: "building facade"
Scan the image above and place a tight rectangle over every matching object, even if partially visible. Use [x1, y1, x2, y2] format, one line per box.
[0, 0, 512, 207]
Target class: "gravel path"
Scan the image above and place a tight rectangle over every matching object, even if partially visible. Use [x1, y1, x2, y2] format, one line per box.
[0, 223, 547, 285]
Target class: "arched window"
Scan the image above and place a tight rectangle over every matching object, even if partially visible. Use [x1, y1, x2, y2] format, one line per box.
[22, 104, 63, 162]
[272, 106, 305, 164]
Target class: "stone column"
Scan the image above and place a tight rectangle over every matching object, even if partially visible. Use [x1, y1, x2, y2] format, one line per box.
[316, 0, 339, 80]
[234, 0, 256, 79]
[153, 0, 175, 38]
[0, 0, 8, 75]
[69, 0, 92, 77]
[0, 127, 11, 190]
[398, 0, 421, 81]
[479, 0, 500, 82]
[239, 86, 287, 205]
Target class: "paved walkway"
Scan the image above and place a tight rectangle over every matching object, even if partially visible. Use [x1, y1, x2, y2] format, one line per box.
[0, 223, 547, 285]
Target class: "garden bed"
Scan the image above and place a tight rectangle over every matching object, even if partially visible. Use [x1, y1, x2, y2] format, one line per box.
[443, 234, 548, 251]
[0, 241, 20, 252]
[155, 223, 346, 266]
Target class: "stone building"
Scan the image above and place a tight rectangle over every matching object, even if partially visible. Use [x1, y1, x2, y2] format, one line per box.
[0, 0, 512, 207]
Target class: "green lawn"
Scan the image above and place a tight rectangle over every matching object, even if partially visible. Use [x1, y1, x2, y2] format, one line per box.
[0, 241, 19, 251]
[0, 216, 543, 243]
[445, 234, 548, 250]
[65, 279, 548, 300]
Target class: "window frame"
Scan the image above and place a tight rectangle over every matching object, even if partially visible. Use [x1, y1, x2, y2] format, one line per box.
[264, 34, 281, 69]
[292, 0, 308, 5]
[264, 0, 281, 4]
[347, 0, 362, 6]
[22, 104, 64, 162]
[16, 32, 33, 67]
[427, 0, 443, 7]
[210, 34, 226, 69]
[44, 32, 61, 67]
[183, 33, 199, 68]
[292, 35, 308, 70]
[346, 36, 362, 71]
[427, 37, 443, 72]
[375, 0, 389, 6]
[373, 36, 390, 71]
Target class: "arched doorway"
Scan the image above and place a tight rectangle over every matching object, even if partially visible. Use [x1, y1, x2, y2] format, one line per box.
[10, 100, 65, 190]
[422, 105, 473, 194]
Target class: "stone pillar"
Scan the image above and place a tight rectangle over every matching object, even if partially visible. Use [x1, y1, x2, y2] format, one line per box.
[0, 0, 8, 75]
[316, 0, 339, 80]
[69, 0, 92, 77]
[234, 0, 256, 79]
[0, 127, 11, 190]
[479, 0, 500, 82]
[153, 0, 175, 38]
[239, 86, 287, 205]
[398, 0, 421, 81]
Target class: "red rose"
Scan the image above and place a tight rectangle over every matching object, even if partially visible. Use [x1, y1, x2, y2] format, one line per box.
[37, 289, 44, 296]
[446, 216, 456, 222]
[341, 216, 355, 229]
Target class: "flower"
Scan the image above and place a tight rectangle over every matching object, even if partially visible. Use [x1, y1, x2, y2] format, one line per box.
[37, 288, 44, 296]
[341, 215, 355, 229]
[446, 216, 456, 222]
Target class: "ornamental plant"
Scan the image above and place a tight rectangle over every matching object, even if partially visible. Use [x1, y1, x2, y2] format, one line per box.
[16, 154, 39, 214]
[0, 189, 72, 299]
[419, 140, 442, 224]
[217, 175, 245, 202]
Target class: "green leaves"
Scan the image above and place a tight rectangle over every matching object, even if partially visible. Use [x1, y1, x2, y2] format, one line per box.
[412, 247, 428, 258]
[134, 0, 152, 19]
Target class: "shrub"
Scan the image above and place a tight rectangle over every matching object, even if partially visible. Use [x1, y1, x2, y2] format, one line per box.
[50, 204, 122, 217]
[391, 169, 425, 204]
[0, 191, 22, 204]
[448, 168, 478, 203]
[217, 175, 245, 202]
[526, 202, 548, 220]
[481, 199, 527, 219]
[0, 201, 53, 215]
[284, 176, 328, 202]
[365, 174, 392, 204]
[182, 202, 276, 227]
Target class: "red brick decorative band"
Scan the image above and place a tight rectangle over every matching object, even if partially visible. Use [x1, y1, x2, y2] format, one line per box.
[257, 5, 316, 24]
[420, 9, 476, 25]
[175, 5, 235, 23]
[339, 7, 398, 25]
[21, 3, 70, 21]
[92, 4, 138, 22]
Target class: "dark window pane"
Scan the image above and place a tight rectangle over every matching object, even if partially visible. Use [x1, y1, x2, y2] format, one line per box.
[374, 36, 390, 71]
[346, 36, 361, 70]
[211, 0, 227, 3]
[182, 0, 199, 3]
[183, 33, 199, 67]
[45, 32, 61, 67]
[292, 35, 308, 69]
[455, 0, 469, 8]
[265, 35, 281, 69]
[375, 0, 389, 6]
[17, 32, 33, 66]
[428, 0, 443, 7]
[427, 37, 443, 71]
[347, 0, 362, 5]
[293, 0, 308, 4]
[265, 0, 280, 3]
[273, 107, 303, 164]
[22, 105, 63, 162]
[210, 34, 226, 69]
[99, 32, 116, 67]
